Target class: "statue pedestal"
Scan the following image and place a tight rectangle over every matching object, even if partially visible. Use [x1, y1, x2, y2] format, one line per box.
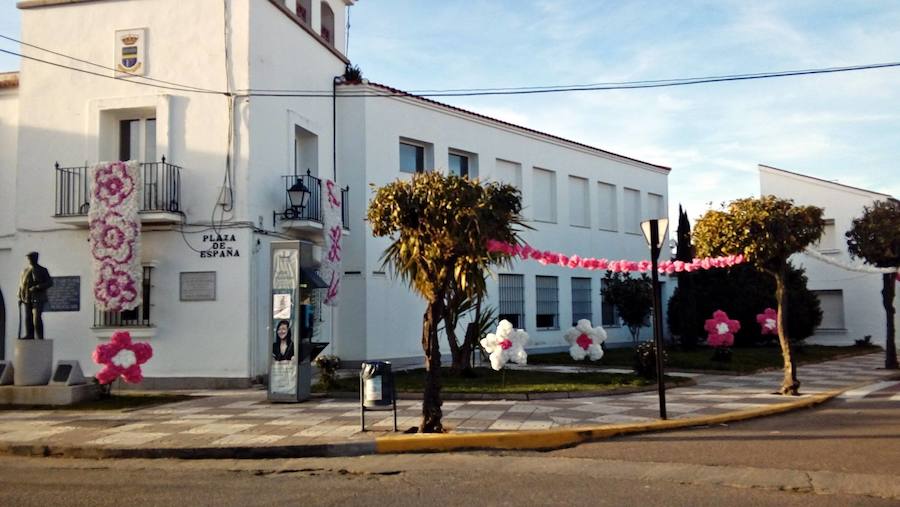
[14, 340, 53, 386]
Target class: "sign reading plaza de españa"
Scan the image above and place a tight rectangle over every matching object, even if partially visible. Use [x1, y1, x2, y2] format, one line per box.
[199, 233, 241, 259]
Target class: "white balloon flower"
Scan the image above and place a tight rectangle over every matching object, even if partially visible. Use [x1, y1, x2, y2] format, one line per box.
[564, 319, 607, 361]
[480, 319, 529, 371]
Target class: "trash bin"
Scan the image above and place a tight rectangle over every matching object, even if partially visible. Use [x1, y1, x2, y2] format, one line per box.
[360, 361, 394, 408]
[359, 361, 397, 431]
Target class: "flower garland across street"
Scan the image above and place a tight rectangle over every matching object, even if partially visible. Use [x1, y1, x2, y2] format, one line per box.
[487, 240, 745, 274]
[89, 161, 142, 312]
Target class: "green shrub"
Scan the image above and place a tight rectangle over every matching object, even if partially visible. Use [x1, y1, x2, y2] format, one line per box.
[634, 341, 667, 379]
[668, 263, 822, 346]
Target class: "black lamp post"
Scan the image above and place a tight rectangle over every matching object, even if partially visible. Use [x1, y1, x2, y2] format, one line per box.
[641, 217, 669, 420]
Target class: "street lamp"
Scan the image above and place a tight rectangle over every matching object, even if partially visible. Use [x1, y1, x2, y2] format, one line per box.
[287, 177, 311, 218]
[641, 218, 669, 420]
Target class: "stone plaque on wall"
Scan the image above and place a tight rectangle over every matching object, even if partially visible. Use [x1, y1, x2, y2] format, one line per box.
[45, 276, 80, 312]
[180, 271, 216, 301]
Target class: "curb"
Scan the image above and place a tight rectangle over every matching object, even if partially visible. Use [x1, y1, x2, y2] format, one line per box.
[0, 388, 842, 460]
[374, 389, 840, 454]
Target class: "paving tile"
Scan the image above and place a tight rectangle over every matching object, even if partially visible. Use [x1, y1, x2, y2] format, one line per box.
[183, 423, 255, 435]
[88, 431, 169, 446]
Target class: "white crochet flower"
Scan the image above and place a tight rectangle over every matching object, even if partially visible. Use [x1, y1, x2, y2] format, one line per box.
[563, 319, 607, 361]
[480, 320, 529, 371]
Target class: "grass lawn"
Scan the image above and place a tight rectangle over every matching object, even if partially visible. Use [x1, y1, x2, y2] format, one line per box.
[529, 344, 883, 373]
[316, 367, 684, 394]
[0, 393, 195, 411]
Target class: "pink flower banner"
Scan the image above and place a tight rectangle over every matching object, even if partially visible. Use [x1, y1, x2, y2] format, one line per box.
[322, 179, 343, 306]
[486, 240, 745, 274]
[89, 161, 142, 312]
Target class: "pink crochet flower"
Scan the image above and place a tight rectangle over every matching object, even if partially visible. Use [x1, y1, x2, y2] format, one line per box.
[705, 310, 740, 348]
[92, 330, 153, 384]
[93, 161, 136, 208]
[756, 308, 777, 335]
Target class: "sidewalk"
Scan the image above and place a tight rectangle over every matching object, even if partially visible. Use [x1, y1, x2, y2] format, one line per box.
[0, 353, 896, 458]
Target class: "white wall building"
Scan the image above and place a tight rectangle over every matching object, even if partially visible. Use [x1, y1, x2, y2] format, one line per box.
[759, 164, 899, 347]
[0, 0, 670, 387]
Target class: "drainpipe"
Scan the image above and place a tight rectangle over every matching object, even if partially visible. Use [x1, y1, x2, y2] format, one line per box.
[333, 75, 339, 181]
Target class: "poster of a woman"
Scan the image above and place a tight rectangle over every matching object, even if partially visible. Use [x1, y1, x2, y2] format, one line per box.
[272, 319, 295, 361]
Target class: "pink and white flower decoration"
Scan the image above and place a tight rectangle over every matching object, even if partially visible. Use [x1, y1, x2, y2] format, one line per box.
[486, 240, 745, 274]
[89, 161, 142, 312]
[756, 308, 777, 335]
[564, 319, 607, 361]
[704, 310, 740, 348]
[480, 319, 529, 371]
[92, 330, 153, 384]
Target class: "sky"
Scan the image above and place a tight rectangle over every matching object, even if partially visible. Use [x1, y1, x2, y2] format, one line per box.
[2, 0, 898, 222]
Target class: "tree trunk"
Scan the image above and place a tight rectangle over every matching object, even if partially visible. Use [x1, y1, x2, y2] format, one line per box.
[775, 268, 800, 395]
[420, 298, 445, 433]
[882, 273, 898, 369]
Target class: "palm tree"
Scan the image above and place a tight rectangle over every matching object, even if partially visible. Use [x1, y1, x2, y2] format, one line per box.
[367, 173, 523, 432]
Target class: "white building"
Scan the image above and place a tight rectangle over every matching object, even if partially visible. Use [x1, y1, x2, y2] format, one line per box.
[759, 164, 899, 347]
[0, 0, 670, 387]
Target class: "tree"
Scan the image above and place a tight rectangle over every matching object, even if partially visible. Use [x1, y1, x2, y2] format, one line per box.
[846, 199, 900, 369]
[693, 196, 824, 395]
[601, 271, 653, 346]
[367, 173, 523, 432]
[667, 262, 822, 346]
[673, 205, 699, 349]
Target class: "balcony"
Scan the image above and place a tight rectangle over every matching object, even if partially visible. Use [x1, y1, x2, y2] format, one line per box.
[273, 170, 349, 239]
[53, 158, 184, 226]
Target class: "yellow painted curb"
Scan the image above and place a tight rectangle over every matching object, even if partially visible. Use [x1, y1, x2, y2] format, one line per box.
[375, 389, 840, 454]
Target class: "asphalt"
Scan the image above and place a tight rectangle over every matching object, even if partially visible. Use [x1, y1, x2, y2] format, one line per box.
[0, 352, 896, 459]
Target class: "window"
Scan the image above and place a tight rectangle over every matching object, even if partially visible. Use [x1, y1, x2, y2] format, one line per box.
[320, 2, 335, 44]
[493, 159, 522, 188]
[296, 0, 310, 23]
[624, 187, 641, 234]
[498, 274, 525, 329]
[294, 125, 319, 176]
[816, 219, 838, 252]
[571, 277, 592, 326]
[532, 167, 557, 222]
[119, 118, 156, 162]
[94, 266, 153, 328]
[400, 142, 425, 173]
[814, 290, 845, 330]
[601, 278, 620, 327]
[535, 276, 559, 330]
[568, 176, 589, 227]
[449, 151, 478, 178]
[597, 182, 617, 231]
[648, 193, 665, 220]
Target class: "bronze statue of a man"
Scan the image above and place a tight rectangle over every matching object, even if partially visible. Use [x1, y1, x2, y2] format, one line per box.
[17, 252, 53, 340]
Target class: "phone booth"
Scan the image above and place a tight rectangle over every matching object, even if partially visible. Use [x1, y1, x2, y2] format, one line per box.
[268, 240, 328, 403]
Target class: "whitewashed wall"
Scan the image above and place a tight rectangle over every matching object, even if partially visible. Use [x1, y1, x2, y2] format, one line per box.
[759, 165, 900, 347]
[336, 83, 671, 364]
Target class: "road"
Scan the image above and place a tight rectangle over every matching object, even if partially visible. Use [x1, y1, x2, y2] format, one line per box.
[0, 396, 897, 506]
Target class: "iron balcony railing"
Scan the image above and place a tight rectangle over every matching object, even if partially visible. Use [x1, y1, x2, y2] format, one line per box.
[54, 158, 183, 216]
[278, 170, 350, 229]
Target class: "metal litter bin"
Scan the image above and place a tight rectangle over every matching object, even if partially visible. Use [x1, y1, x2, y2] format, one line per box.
[360, 361, 397, 431]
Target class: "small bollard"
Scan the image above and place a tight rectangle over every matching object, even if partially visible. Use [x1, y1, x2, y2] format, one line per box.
[360, 361, 397, 432]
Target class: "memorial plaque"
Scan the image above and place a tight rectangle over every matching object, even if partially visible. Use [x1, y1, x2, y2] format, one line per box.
[46, 276, 80, 312]
[180, 271, 216, 301]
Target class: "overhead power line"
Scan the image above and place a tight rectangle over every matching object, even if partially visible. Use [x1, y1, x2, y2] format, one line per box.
[0, 34, 221, 94]
[1, 33, 898, 98]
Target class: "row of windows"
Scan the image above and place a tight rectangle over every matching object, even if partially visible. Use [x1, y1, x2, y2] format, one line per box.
[497, 274, 620, 331]
[400, 141, 478, 178]
[398, 140, 664, 232]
